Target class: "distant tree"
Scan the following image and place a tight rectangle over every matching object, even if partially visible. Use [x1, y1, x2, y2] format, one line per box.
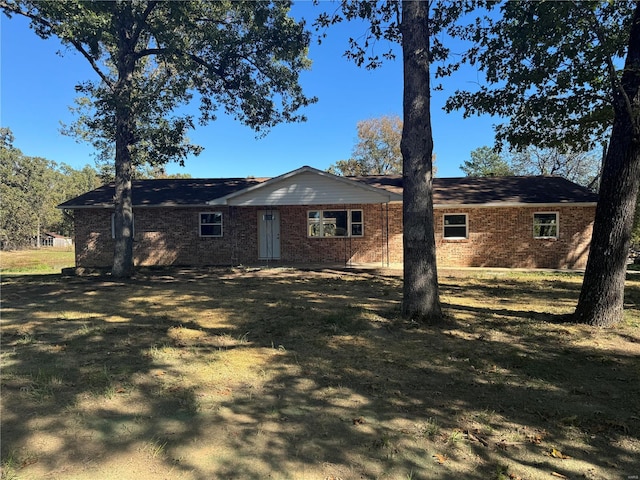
[461, 146, 513, 177]
[0, 133, 29, 249]
[509, 147, 600, 188]
[0, 135, 61, 248]
[0, 127, 14, 149]
[95, 161, 192, 184]
[56, 163, 101, 236]
[446, 1, 640, 327]
[2, 1, 315, 277]
[329, 115, 402, 176]
[0, 129, 101, 247]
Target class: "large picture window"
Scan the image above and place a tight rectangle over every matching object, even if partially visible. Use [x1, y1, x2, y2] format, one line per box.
[533, 212, 558, 239]
[200, 212, 223, 237]
[308, 210, 364, 237]
[443, 213, 468, 239]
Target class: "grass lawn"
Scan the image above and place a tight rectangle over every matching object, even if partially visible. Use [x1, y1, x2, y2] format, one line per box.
[1, 267, 639, 480]
[0, 248, 75, 274]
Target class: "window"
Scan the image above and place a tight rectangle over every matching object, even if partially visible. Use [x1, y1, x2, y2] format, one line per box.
[350, 210, 363, 236]
[533, 212, 558, 238]
[200, 212, 223, 237]
[111, 213, 134, 239]
[308, 210, 364, 237]
[443, 214, 468, 239]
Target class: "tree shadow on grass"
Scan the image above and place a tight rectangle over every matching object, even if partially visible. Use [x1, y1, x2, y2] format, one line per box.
[1, 269, 639, 479]
[1, 274, 210, 477]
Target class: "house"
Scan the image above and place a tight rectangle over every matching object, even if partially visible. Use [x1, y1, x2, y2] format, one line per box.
[41, 232, 73, 248]
[57, 166, 598, 270]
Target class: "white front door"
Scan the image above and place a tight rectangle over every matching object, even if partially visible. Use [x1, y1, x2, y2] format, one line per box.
[258, 210, 280, 260]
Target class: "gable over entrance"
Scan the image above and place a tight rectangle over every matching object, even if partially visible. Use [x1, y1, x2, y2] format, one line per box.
[209, 166, 401, 206]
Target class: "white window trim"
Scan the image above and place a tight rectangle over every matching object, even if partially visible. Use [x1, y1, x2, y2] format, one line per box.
[199, 211, 223, 238]
[350, 209, 364, 237]
[111, 213, 134, 239]
[443, 213, 468, 239]
[307, 209, 364, 238]
[533, 212, 559, 239]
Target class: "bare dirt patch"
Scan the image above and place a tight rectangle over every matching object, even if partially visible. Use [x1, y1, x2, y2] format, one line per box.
[1, 267, 639, 479]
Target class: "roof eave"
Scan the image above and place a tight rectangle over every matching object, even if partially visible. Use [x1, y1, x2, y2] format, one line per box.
[433, 201, 598, 209]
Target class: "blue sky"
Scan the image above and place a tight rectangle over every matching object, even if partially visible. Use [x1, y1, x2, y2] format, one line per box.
[1, 2, 497, 179]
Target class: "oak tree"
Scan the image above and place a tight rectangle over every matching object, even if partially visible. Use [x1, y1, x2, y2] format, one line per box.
[2, 0, 315, 277]
[447, 1, 640, 326]
[316, 1, 468, 321]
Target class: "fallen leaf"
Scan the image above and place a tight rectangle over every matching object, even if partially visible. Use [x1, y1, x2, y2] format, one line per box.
[433, 453, 448, 464]
[551, 472, 568, 479]
[549, 448, 571, 459]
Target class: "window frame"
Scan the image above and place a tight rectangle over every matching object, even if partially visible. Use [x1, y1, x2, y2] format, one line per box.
[199, 211, 224, 238]
[307, 209, 364, 238]
[533, 212, 559, 239]
[443, 213, 468, 239]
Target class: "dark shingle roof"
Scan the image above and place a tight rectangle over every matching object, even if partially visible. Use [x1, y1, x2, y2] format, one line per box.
[58, 177, 268, 208]
[355, 175, 598, 205]
[58, 174, 597, 208]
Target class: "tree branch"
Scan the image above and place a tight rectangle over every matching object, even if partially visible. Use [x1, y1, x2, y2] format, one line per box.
[136, 46, 231, 86]
[0, 1, 114, 89]
[131, 1, 158, 51]
[583, 2, 637, 132]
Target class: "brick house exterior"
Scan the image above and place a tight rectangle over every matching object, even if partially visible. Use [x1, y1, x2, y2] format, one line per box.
[59, 166, 597, 270]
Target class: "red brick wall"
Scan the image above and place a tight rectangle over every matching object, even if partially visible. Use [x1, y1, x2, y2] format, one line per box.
[433, 206, 595, 269]
[73, 203, 594, 269]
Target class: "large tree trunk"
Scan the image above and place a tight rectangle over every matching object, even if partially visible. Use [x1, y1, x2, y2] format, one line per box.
[400, 1, 442, 322]
[574, 3, 640, 326]
[112, 130, 134, 278]
[111, 5, 136, 278]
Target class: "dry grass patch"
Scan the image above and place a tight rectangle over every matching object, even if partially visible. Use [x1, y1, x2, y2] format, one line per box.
[0, 248, 74, 274]
[1, 267, 639, 480]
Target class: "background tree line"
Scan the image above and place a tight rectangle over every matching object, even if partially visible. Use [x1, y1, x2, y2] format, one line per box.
[0, 127, 191, 250]
[461, 145, 601, 189]
[0, 128, 99, 249]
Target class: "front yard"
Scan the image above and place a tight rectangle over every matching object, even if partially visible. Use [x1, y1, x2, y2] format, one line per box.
[1, 267, 639, 479]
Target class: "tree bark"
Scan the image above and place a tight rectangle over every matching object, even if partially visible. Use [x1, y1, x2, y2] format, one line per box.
[111, 5, 136, 278]
[574, 3, 640, 326]
[400, 1, 442, 322]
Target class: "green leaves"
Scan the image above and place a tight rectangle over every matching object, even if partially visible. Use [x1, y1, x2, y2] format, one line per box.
[461, 146, 513, 177]
[0, 129, 100, 248]
[2, 0, 316, 167]
[445, 1, 636, 152]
